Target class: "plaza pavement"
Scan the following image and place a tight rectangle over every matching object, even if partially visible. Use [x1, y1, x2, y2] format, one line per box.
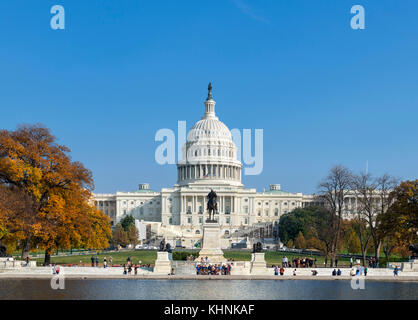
[0, 266, 417, 281]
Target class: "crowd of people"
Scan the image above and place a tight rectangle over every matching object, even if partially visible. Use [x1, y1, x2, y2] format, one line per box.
[90, 255, 113, 268]
[196, 263, 232, 275]
[279, 256, 318, 268]
[122, 256, 151, 275]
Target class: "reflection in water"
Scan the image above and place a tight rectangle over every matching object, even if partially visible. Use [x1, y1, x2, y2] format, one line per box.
[0, 279, 417, 300]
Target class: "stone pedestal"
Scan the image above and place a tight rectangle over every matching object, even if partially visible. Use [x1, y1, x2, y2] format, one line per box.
[196, 222, 225, 263]
[0, 257, 21, 269]
[153, 252, 173, 275]
[401, 259, 418, 272]
[250, 253, 268, 275]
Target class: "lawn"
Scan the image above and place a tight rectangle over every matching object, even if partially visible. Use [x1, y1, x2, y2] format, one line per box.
[32, 250, 158, 266]
[30, 249, 361, 267]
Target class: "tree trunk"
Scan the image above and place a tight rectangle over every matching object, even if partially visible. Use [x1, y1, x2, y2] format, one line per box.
[362, 251, 367, 267]
[44, 249, 51, 266]
[21, 235, 32, 259]
[375, 240, 382, 267]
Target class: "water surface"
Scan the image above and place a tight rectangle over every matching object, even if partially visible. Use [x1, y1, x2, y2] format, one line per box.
[0, 279, 417, 300]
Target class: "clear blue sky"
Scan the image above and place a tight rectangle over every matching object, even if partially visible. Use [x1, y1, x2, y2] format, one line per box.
[0, 1, 417, 194]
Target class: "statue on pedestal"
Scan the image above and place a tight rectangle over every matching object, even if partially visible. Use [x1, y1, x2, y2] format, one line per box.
[159, 238, 172, 253]
[206, 189, 218, 222]
[159, 238, 166, 252]
[253, 242, 263, 253]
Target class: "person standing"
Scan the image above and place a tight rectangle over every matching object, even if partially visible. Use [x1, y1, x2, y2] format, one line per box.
[103, 257, 107, 268]
[394, 266, 399, 276]
[350, 257, 353, 268]
[109, 256, 113, 267]
[364, 267, 368, 276]
[274, 266, 279, 276]
[95, 256, 99, 267]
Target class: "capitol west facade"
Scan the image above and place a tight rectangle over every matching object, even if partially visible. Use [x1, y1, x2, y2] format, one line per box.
[94, 85, 320, 248]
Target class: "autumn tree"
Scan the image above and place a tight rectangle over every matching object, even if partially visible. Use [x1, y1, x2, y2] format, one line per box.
[0, 124, 111, 262]
[127, 224, 139, 245]
[112, 223, 129, 247]
[379, 179, 418, 250]
[294, 231, 306, 250]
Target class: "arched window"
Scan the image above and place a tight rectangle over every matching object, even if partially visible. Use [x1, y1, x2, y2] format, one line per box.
[224, 230, 230, 236]
[195, 230, 201, 234]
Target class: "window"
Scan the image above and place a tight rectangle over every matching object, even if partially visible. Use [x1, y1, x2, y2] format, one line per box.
[257, 210, 261, 216]
[224, 230, 230, 236]
[292, 202, 295, 206]
[244, 206, 248, 214]
[226, 217, 230, 224]
[195, 230, 201, 234]
[245, 218, 248, 224]
[149, 209, 153, 214]
[199, 206, 203, 214]
[187, 218, 192, 224]
[199, 217, 203, 224]
[131, 201, 134, 205]
[123, 210, 127, 215]
[225, 207, 230, 214]
[284, 202, 287, 205]
[274, 209, 279, 216]
[265, 209, 269, 216]
[187, 206, 192, 214]
[169, 218, 173, 224]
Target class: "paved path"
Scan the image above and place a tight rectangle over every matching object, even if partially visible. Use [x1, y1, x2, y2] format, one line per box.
[1, 269, 417, 281]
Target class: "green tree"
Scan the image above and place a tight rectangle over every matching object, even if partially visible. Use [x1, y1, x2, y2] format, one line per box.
[278, 207, 315, 244]
[120, 215, 135, 231]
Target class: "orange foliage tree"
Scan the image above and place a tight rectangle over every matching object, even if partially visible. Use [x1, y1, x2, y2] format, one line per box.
[0, 124, 111, 264]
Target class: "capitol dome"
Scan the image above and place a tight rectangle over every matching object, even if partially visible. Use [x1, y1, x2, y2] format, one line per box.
[177, 83, 242, 187]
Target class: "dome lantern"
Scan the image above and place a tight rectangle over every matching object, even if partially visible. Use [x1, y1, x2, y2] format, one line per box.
[203, 82, 217, 120]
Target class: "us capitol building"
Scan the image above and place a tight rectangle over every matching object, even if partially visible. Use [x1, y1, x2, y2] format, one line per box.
[94, 84, 321, 248]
